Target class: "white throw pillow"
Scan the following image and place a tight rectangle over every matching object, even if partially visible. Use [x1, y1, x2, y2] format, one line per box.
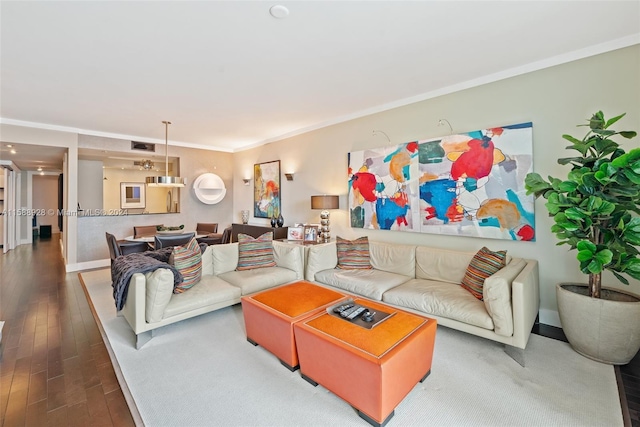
[272, 241, 303, 277]
[212, 242, 239, 275]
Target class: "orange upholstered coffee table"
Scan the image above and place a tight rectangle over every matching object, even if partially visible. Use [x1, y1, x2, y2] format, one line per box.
[293, 298, 437, 427]
[241, 281, 348, 370]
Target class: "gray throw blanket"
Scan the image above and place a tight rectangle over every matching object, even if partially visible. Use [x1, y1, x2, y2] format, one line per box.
[111, 247, 182, 311]
[111, 243, 209, 311]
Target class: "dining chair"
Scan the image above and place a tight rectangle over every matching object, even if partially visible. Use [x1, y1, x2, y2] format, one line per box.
[106, 232, 122, 265]
[220, 226, 232, 244]
[106, 232, 148, 266]
[154, 232, 196, 249]
[119, 241, 150, 255]
[134, 224, 162, 238]
[196, 223, 223, 245]
[196, 223, 218, 234]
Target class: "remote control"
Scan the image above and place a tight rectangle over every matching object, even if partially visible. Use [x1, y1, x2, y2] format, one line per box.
[333, 303, 353, 314]
[340, 305, 366, 320]
[339, 305, 360, 318]
[346, 306, 367, 320]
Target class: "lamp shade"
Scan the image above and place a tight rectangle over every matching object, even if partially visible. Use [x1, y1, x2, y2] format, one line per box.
[311, 195, 339, 210]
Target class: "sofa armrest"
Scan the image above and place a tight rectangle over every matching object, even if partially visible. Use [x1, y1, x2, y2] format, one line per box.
[483, 258, 526, 337]
[305, 242, 338, 281]
[273, 241, 304, 280]
[122, 272, 147, 335]
[122, 268, 176, 334]
[510, 260, 540, 349]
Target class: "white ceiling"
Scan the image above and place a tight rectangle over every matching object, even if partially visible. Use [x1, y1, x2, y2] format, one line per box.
[1, 1, 639, 170]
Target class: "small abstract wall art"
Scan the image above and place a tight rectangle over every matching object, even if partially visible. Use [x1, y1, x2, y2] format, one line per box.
[348, 122, 535, 241]
[254, 160, 281, 218]
[120, 182, 145, 209]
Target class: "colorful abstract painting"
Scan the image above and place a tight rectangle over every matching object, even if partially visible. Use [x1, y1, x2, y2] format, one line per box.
[254, 160, 281, 218]
[348, 143, 421, 232]
[348, 123, 535, 241]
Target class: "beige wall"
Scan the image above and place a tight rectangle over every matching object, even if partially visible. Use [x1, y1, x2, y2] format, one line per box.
[78, 159, 103, 211]
[232, 45, 640, 326]
[32, 174, 60, 233]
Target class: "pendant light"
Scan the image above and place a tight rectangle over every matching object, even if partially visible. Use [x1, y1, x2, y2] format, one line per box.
[146, 120, 185, 187]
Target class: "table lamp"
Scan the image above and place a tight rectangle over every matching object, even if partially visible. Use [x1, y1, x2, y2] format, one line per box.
[311, 195, 339, 242]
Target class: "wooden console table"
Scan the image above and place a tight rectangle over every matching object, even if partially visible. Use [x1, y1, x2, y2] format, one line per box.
[231, 223, 288, 243]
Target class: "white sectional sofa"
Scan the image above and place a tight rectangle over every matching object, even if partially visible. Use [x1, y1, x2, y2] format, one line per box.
[121, 241, 304, 348]
[305, 240, 540, 365]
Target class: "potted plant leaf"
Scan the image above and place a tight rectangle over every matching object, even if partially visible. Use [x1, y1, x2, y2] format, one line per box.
[525, 111, 640, 364]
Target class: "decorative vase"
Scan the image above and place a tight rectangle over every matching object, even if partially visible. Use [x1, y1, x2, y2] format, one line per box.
[276, 213, 284, 228]
[270, 216, 277, 228]
[241, 210, 249, 224]
[556, 283, 640, 364]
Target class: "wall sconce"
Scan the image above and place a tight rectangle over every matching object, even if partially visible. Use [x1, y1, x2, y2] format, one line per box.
[284, 173, 294, 181]
[372, 130, 391, 143]
[242, 178, 251, 186]
[438, 119, 454, 134]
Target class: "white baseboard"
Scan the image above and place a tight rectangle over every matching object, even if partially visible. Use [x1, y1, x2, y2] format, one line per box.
[539, 308, 561, 328]
[66, 258, 110, 272]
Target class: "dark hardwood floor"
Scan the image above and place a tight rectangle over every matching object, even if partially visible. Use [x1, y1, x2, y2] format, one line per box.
[0, 236, 637, 426]
[0, 235, 135, 426]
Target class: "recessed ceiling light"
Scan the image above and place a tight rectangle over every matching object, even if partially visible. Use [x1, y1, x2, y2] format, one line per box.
[10, 149, 16, 154]
[37, 167, 42, 171]
[6, 144, 12, 148]
[269, 5, 289, 19]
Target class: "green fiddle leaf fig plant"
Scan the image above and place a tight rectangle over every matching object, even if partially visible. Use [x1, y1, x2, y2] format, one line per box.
[525, 111, 640, 298]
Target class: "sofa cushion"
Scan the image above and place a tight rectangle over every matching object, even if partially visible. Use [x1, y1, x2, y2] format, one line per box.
[305, 242, 338, 281]
[212, 243, 239, 275]
[314, 268, 410, 300]
[336, 236, 372, 269]
[272, 241, 304, 279]
[237, 232, 277, 270]
[169, 238, 202, 293]
[382, 279, 494, 330]
[145, 268, 174, 323]
[415, 246, 475, 284]
[460, 247, 507, 300]
[483, 258, 526, 337]
[163, 275, 242, 319]
[369, 241, 416, 277]
[219, 267, 298, 295]
[201, 245, 214, 276]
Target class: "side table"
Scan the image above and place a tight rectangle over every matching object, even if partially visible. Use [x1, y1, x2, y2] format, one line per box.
[241, 281, 348, 370]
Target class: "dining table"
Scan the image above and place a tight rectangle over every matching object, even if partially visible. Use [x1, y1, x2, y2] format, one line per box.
[124, 233, 206, 243]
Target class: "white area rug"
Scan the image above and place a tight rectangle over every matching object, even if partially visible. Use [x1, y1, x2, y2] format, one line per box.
[80, 268, 623, 427]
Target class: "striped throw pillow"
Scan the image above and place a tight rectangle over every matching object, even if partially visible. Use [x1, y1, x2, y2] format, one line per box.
[460, 247, 507, 300]
[236, 232, 276, 271]
[169, 237, 202, 293]
[336, 236, 372, 269]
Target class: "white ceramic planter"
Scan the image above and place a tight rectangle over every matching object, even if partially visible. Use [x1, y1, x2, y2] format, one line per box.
[557, 283, 640, 365]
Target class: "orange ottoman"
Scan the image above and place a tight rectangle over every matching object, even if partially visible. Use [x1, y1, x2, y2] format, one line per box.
[241, 281, 348, 371]
[293, 298, 437, 427]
